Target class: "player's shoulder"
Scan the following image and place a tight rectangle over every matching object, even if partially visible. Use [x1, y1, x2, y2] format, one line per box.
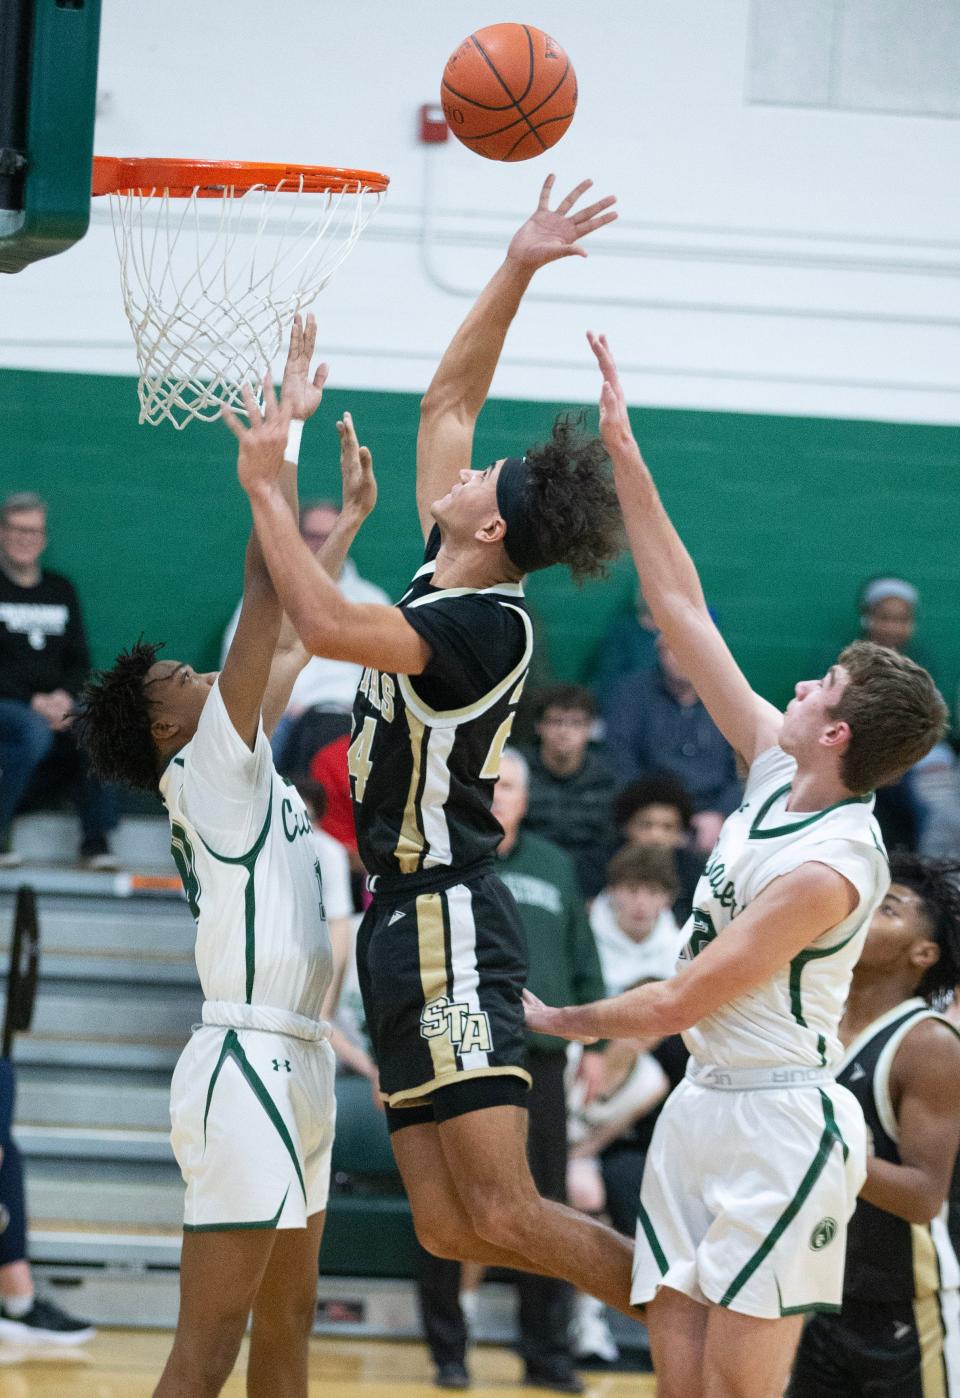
[893, 1013, 960, 1100]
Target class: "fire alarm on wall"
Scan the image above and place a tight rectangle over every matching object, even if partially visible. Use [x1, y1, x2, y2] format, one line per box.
[419, 103, 449, 144]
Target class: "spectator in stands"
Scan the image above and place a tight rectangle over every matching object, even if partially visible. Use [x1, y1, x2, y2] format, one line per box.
[416, 749, 606, 1394]
[0, 492, 117, 869]
[221, 497, 389, 767]
[592, 583, 658, 703]
[589, 847, 685, 994]
[612, 772, 705, 926]
[0, 1059, 94, 1344]
[604, 633, 740, 852]
[521, 685, 617, 899]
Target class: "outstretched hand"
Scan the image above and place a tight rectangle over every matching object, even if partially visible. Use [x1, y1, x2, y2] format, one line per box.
[222, 376, 292, 496]
[282, 312, 329, 422]
[522, 988, 599, 1045]
[587, 330, 637, 460]
[507, 175, 617, 270]
[336, 410, 377, 522]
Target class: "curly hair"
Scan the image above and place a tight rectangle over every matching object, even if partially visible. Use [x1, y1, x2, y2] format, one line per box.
[614, 772, 694, 832]
[888, 851, 960, 1007]
[523, 413, 623, 583]
[74, 640, 163, 793]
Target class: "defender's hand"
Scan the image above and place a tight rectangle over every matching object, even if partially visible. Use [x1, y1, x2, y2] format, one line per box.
[336, 411, 377, 523]
[587, 331, 638, 460]
[281, 312, 329, 422]
[507, 175, 617, 270]
[522, 988, 598, 1045]
[223, 376, 292, 495]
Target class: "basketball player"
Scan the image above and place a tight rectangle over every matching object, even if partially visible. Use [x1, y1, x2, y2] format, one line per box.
[522, 332, 948, 1398]
[76, 316, 376, 1398]
[233, 177, 643, 1334]
[788, 853, 960, 1398]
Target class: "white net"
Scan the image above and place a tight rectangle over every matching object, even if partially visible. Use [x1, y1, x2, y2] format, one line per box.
[105, 176, 384, 429]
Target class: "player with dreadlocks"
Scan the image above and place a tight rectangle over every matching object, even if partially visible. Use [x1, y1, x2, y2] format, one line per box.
[789, 852, 960, 1398]
[75, 316, 377, 1398]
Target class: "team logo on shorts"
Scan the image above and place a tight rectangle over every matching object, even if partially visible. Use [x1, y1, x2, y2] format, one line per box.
[420, 997, 493, 1055]
[809, 1217, 838, 1251]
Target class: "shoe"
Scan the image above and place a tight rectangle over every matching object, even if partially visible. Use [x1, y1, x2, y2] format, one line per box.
[0, 850, 23, 869]
[523, 1361, 584, 1394]
[435, 1361, 470, 1389]
[0, 1296, 96, 1345]
[459, 1288, 480, 1334]
[79, 837, 119, 872]
[570, 1292, 619, 1364]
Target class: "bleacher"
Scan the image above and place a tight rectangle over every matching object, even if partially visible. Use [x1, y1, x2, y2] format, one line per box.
[2, 811, 636, 1349]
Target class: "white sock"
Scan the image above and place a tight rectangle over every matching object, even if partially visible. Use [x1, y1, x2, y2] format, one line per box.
[2, 1291, 34, 1318]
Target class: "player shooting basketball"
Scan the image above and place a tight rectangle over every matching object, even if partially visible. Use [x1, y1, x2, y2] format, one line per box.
[522, 332, 948, 1398]
[76, 316, 376, 1398]
[231, 177, 649, 1343]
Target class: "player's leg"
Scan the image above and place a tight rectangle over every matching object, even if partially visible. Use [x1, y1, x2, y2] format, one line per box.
[435, 1104, 635, 1316]
[391, 1117, 562, 1278]
[246, 1212, 325, 1398]
[153, 1230, 275, 1398]
[643, 1287, 710, 1398]
[702, 1307, 805, 1398]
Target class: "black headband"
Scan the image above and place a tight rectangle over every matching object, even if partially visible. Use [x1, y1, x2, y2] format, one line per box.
[495, 456, 552, 575]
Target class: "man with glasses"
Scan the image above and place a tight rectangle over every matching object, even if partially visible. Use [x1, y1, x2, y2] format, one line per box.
[0, 492, 117, 868]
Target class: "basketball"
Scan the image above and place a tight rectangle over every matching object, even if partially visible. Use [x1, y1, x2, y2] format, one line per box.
[441, 24, 577, 162]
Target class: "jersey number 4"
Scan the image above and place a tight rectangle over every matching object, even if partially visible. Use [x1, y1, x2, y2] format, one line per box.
[347, 716, 377, 801]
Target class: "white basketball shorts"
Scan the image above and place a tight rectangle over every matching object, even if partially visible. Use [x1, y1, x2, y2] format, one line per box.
[632, 1070, 867, 1319]
[170, 1020, 336, 1232]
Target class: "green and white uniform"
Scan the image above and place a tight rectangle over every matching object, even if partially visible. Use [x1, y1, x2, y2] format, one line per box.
[632, 745, 889, 1318]
[160, 680, 335, 1231]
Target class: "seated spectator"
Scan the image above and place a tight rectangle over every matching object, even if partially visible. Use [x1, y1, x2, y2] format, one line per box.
[0, 492, 117, 869]
[589, 846, 685, 991]
[592, 584, 659, 703]
[521, 684, 617, 899]
[221, 497, 389, 765]
[603, 632, 741, 852]
[613, 772, 706, 925]
[0, 1059, 93, 1344]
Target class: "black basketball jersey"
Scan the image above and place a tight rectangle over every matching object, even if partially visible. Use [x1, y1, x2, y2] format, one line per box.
[838, 998, 960, 1305]
[349, 527, 533, 880]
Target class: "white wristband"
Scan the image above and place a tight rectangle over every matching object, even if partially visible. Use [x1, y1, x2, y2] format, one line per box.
[284, 418, 304, 465]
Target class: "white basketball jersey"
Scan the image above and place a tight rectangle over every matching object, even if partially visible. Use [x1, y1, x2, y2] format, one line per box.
[158, 681, 333, 1020]
[681, 746, 889, 1071]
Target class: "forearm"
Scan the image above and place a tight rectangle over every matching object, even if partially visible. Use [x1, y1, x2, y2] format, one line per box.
[315, 508, 365, 585]
[247, 482, 349, 649]
[610, 438, 708, 629]
[554, 980, 680, 1042]
[421, 258, 535, 420]
[859, 1158, 947, 1224]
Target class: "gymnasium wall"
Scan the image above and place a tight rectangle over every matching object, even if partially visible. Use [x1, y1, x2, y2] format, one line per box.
[2, 364, 958, 713]
[1, 2, 958, 709]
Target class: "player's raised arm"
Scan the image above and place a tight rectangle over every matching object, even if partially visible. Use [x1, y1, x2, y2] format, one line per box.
[414, 175, 617, 540]
[588, 332, 782, 765]
[261, 408, 379, 732]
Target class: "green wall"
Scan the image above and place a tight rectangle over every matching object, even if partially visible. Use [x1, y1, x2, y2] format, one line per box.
[2, 367, 959, 712]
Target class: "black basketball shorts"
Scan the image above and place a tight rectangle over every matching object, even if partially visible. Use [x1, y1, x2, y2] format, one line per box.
[788, 1297, 959, 1397]
[356, 866, 532, 1112]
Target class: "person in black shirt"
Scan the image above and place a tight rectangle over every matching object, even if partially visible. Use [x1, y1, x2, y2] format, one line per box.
[789, 853, 960, 1398]
[235, 177, 640, 1346]
[0, 492, 117, 867]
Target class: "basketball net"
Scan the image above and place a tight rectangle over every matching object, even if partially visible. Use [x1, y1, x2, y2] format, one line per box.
[101, 173, 385, 429]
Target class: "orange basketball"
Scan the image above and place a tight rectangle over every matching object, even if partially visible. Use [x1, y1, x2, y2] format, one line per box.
[441, 24, 577, 162]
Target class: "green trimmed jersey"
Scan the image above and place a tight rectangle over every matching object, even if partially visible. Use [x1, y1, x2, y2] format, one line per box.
[681, 746, 888, 1071]
[159, 681, 332, 1020]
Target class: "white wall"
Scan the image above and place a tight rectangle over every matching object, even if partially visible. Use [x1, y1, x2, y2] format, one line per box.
[1, 0, 958, 425]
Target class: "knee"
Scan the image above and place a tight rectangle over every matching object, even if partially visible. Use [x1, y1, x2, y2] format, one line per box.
[171, 1321, 246, 1394]
[413, 1215, 470, 1262]
[461, 1192, 526, 1252]
[253, 1289, 317, 1343]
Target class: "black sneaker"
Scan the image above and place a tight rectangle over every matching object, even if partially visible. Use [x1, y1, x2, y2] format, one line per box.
[0, 1296, 96, 1345]
[524, 1361, 584, 1395]
[79, 836, 119, 872]
[435, 1361, 471, 1389]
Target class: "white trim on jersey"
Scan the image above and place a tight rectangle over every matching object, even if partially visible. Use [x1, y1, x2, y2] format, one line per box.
[835, 999, 927, 1077]
[421, 727, 456, 869]
[873, 1003, 942, 1145]
[445, 883, 491, 1073]
[397, 602, 534, 729]
[939, 1275, 960, 1392]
